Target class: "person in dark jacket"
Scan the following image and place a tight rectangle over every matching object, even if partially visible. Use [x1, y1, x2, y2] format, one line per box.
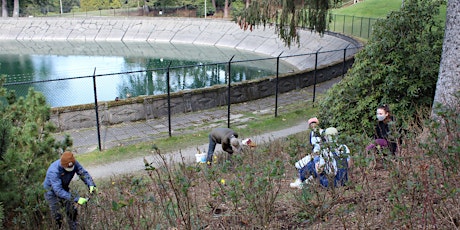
[206, 127, 241, 164]
[366, 104, 398, 155]
[43, 151, 97, 229]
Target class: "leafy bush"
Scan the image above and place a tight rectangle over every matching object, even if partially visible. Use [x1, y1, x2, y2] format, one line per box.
[318, 0, 444, 134]
[0, 202, 3, 225]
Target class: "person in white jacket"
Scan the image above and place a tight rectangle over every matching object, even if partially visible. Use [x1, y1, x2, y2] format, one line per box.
[307, 117, 322, 152]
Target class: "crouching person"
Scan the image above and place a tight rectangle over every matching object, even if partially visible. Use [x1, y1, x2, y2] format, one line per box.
[290, 127, 351, 188]
[206, 127, 242, 165]
[43, 151, 97, 230]
[290, 150, 331, 189]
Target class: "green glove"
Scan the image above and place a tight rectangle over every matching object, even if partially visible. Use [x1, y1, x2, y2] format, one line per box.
[89, 186, 98, 194]
[77, 197, 88, 205]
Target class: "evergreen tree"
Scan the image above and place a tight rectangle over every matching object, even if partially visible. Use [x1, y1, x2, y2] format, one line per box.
[0, 76, 72, 228]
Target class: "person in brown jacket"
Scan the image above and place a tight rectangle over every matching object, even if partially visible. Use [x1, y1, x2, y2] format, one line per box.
[206, 127, 241, 164]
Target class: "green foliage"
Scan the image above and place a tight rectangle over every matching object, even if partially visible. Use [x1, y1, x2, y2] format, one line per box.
[318, 0, 444, 135]
[0, 119, 12, 160]
[234, 0, 342, 47]
[230, 0, 245, 17]
[0, 79, 72, 227]
[85, 0, 97, 11]
[0, 203, 3, 227]
[195, 0, 215, 17]
[80, 0, 117, 11]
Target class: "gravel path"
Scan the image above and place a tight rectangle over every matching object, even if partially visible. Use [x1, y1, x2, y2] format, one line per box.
[86, 122, 306, 178]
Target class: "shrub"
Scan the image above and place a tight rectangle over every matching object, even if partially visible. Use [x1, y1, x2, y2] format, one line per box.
[318, 0, 444, 134]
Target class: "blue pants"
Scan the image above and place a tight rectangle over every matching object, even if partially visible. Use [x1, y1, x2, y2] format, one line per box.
[298, 160, 317, 181]
[45, 190, 78, 230]
[298, 161, 337, 188]
[206, 134, 217, 163]
[334, 168, 348, 187]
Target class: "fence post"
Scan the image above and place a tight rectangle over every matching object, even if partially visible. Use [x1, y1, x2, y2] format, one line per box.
[227, 55, 235, 128]
[360, 16, 363, 38]
[333, 14, 336, 31]
[368, 18, 371, 39]
[275, 52, 283, 117]
[92, 68, 102, 151]
[167, 61, 172, 137]
[351, 15, 355, 36]
[342, 44, 350, 78]
[313, 47, 322, 107]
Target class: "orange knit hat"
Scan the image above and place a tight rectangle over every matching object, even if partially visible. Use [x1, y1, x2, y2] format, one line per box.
[61, 151, 76, 168]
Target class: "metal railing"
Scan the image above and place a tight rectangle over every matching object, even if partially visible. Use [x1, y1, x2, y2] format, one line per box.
[4, 46, 362, 152]
[329, 14, 379, 40]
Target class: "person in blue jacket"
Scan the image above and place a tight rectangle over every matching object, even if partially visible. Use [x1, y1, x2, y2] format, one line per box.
[43, 151, 97, 229]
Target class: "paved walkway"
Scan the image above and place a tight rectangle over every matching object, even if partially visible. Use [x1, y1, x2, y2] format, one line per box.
[68, 77, 342, 178]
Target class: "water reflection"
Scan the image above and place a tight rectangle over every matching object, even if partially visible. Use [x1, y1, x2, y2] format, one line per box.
[0, 41, 297, 107]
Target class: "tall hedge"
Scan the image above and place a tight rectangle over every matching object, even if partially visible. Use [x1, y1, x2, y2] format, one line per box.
[318, 0, 444, 135]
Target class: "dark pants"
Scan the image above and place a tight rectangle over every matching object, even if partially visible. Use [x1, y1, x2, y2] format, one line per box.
[45, 190, 78, 230]
[206, 134, 217, 163]
[298, 160, 317, 182]
[334, 168, 348, 187]
[299, 160, 345, 188]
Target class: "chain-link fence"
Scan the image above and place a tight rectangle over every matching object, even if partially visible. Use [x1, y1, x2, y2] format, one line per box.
[329, 14, 379, 40]
[3, 45, 361, 153]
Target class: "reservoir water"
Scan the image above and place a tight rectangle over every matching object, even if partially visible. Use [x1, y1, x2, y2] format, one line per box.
[0, 41, 297, 107]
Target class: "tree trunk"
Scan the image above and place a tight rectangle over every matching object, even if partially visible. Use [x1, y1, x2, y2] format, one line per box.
[432, 0, 460, 115]
[223, 0, 228, 18]
[2, 0, 7, 17]
[211, 0, 216, 10]
[246, 0, 250, 8]
[13, 0, 19, 17]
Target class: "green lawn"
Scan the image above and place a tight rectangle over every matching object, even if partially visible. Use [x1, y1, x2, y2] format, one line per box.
[333, 0, 403, 18]
[329, 0, 447, 40]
